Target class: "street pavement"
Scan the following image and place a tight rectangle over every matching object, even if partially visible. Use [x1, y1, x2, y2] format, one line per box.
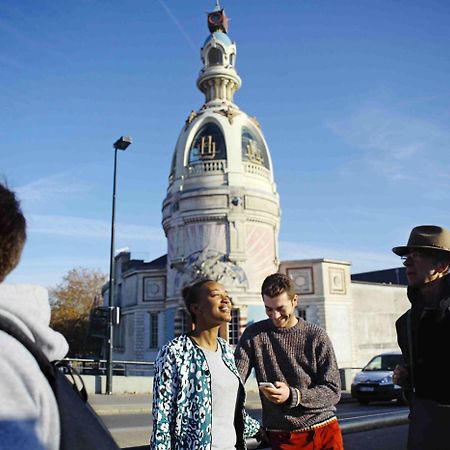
[90, 390, 355, 449]
[89, 390, 355, 415]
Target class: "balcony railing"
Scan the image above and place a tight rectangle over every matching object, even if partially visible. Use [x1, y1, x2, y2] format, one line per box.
[187, 160, 227, 176]
[243, 162, 271, 180]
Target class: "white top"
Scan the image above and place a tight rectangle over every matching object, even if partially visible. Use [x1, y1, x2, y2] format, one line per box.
[202, 344, 239, 450]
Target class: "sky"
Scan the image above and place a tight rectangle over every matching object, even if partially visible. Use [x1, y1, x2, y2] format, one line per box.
[1, 0, 450, 288]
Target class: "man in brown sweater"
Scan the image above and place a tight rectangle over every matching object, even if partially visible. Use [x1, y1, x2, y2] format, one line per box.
[234, 273, 343, 450]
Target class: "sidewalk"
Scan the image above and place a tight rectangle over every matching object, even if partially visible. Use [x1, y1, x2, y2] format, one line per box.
[89, 390, 355, 416]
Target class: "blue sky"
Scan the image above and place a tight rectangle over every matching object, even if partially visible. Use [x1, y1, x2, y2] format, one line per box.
[2, 0, 449, 288]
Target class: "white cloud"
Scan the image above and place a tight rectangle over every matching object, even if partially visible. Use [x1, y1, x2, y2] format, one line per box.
[328, 98, 450, 187]
[16, 172, 90, 203]
[27, 214, 165, 242]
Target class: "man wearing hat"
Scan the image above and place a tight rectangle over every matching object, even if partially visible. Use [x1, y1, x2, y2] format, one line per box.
[392, 225, 450, 450]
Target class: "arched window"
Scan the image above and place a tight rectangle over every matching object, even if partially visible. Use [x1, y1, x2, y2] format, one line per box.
[208, 47, 223, 66]
[189, 123, 226, 163]
[241, 126, 270, 169]
[169, 150, 176, 180]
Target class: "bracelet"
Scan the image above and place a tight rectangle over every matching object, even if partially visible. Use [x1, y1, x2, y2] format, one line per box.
[294, 388, 301, 407]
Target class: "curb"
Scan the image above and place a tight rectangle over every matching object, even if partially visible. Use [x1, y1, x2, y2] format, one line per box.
[92, 406, 151, 416]
[93, 396, 355, 416]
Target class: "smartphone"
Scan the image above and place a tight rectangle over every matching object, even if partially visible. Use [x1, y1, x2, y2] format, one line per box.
[258, 382, 276, 389]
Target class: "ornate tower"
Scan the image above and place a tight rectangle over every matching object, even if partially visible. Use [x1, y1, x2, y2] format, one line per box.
[162, 3, 281, 338]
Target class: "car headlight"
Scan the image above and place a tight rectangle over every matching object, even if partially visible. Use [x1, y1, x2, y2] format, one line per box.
[379, 375, 393, 384]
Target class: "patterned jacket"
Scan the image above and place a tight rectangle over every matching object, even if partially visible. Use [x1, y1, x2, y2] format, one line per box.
[150, 334, 260, 450]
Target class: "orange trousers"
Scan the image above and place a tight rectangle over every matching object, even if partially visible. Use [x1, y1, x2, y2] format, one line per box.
[268, 420, 344, 450]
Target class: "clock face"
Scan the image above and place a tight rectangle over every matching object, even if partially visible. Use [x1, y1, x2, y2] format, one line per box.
[209, 13, 222, 25]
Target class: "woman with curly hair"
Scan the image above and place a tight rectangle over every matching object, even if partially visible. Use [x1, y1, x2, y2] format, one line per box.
[150, 279, 264, 450]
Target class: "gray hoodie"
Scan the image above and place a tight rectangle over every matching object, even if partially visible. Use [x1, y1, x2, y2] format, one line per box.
[0, 284, 69, 450]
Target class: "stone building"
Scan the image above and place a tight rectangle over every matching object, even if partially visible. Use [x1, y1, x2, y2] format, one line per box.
[104, 4, 409, 370]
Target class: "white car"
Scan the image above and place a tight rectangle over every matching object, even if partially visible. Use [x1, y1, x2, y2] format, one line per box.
[351, 352, 406, 405]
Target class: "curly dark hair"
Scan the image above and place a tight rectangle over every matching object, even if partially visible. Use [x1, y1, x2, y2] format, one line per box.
[261, 273, 296, 299]
[182, 278, 214, 324]
[0, 183, 26, 282]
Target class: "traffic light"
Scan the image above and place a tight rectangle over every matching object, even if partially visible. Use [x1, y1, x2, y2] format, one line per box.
[89, 306, 109, 339]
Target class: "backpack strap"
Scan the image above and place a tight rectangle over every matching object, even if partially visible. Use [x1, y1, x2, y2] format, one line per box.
[0, 314, 88, 402]
[0, 314, 119, 450]
[0, 314, 56, 383]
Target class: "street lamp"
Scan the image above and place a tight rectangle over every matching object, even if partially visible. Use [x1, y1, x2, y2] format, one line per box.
[106, 135, 132, 395]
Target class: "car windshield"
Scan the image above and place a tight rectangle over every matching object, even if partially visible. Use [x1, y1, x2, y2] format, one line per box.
[363, 354, 404, 371]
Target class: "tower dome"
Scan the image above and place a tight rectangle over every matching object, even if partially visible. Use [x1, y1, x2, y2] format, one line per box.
[162, 3, 281, 334]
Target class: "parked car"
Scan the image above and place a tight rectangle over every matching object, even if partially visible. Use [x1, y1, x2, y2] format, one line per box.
[351, 351, 406, 405]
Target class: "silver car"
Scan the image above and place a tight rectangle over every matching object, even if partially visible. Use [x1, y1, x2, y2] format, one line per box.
[351, 352, 406, 405]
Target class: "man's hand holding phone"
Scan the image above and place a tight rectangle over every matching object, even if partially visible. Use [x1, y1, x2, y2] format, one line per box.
[258, 381, 290, 404]
[258, 382, 275, 389]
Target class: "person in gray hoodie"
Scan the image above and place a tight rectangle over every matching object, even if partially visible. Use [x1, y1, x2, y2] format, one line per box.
[0, 182, 69, 450]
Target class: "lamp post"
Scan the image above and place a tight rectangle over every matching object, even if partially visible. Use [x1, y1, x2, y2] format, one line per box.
[106, 135, 132, 395]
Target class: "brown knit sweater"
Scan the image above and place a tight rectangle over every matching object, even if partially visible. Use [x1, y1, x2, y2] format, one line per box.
[234, 318, 341, 430]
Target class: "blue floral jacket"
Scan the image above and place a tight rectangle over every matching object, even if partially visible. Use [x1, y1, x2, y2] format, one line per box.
[150, 334, 260, 450]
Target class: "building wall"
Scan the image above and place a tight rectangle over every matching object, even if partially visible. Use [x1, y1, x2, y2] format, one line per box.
[109, 253, 411, 372]
[350, 281, 409, 367]
[106, 253, 166, 363]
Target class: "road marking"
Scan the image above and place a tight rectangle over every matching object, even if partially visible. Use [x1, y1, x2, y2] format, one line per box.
[110, 425, 151, 433]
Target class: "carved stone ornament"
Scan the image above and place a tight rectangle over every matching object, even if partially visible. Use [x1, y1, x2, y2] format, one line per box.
[217, 107, 240, 124]
[184, 110, 203, 130]
[249, 116, 261, 129]
[186, 110, 197, 124]
[174, 248, 248, 290]
[225, 107, 240, 124]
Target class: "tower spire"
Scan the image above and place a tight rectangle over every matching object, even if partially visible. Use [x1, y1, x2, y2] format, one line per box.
[198, 4, 241, 106]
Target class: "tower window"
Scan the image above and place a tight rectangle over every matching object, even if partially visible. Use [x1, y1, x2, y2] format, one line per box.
[189, 123, 226, 163]
[149, 313, 158, 349]
[169, 150, 176, 181]
[241, 126, 270, 169]
[228, 308, 240, 345]
[298, 308, 307, 321]
[208, 47, 223, 66]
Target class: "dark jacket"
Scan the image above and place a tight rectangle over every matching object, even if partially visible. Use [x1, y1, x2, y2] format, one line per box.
[396, 273, 450, 404]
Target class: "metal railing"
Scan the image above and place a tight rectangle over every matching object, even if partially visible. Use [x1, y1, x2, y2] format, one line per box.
[64, 358, 154, 376]
[339, 410, 409, 434]
[246, 412, 409, 448]
[122, 411, 410, 450]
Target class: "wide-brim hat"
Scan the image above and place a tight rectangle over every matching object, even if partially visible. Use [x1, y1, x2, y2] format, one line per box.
[392, 225, 450, 256]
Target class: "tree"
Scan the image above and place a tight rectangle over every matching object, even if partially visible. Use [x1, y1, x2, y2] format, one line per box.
[50, 267, 107, 357]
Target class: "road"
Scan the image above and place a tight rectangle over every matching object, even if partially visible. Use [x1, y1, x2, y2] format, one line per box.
[97, 399, 409, 449]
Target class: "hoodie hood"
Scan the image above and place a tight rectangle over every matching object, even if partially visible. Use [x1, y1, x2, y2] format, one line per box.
[0, 284, 69, 361]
